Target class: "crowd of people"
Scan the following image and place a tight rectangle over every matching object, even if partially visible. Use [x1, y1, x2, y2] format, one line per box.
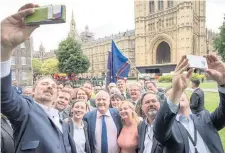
[1, 3, 225, 153]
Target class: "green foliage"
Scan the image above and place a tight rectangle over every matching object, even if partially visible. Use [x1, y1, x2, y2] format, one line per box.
[158, 73, 205, 83]
[158, 75, 172, 82]
[213, 22, 225, 61]
[190, 73, 205, 80]
[40, 58, 59, 75]
[56, 37, 90, 74]
[32, 58, 42, 75]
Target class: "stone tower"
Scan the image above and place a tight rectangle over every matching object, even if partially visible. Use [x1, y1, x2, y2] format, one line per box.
[68, 11, 80, 41]
[134, 0, 206, 73]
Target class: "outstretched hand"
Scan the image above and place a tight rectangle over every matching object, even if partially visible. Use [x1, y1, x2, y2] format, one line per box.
[205, 54, 225, 86]
[169, 56, 193, 104]
[1, 3, 39, 61]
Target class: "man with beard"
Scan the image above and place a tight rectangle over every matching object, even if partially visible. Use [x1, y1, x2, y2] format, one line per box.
[83, 90, 122, 153]
[154, 55, 225, 153]
[54, 88, 71, 120]
[128, 83, 142, 106]
[137, 92, 163, 153]
[1, 4, 76, 153]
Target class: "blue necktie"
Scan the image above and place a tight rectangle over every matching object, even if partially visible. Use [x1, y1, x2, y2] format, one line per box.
[101, 115, 108, 153]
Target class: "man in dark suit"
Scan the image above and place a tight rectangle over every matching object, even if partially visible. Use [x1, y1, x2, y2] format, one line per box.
[137, 93, 163, 153]
[84, 90, 122, 153]
[190, 79, 205, 113]
[153, 55, 225, 153]
[12, 81, 22, 95]
[1, 4, 76, 153]
[54, 88, 71, 120]
[1, 115, 15, 153]
[117, 79, 130, 99]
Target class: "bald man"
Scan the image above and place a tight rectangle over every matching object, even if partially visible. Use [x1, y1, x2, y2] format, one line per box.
[84, 91, 122, 153]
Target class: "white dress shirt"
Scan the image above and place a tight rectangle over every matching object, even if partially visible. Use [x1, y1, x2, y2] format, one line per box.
[143, 120, 154, 153]
[1, 59, 63, 133]
[95, 110, 119, 153]
[73, 119, 86, 153]
[37, 103, 63, 133]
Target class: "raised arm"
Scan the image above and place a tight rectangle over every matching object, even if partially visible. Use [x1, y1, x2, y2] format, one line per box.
[153, 56, 193, 143]
[205, 54, 225, 130]
[1, 3, 39, 123]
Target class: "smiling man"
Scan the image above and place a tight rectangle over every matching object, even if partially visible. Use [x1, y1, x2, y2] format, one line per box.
[128, 83, 142, 106]
[84, 90, 122, 153]
[137, 92, 163, 153]
[54, 88, 71, 120]
[1, 4, 77, 153]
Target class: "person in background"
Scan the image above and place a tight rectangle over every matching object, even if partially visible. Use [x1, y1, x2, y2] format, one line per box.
[71, 88, 79, 103]
[1, 5, 76, 152]
[118, 101, 140, 153]
[94, 85, 102, 94]
[146, 81, 164, 93]
[117, 79, 130, 99]
[23, 86, 33, 97]
[76, 87, 90, 102]
[57, 81, 64, 92]
[54, 88, 71, 120]
[64, 81, 73, 88]
[67, 101, 91, 153]
[108, 82, 117, 91]
[190, 79, 205, 114]
[110, 87, 122, 95]
[12, 81, 22, 95]
[128, 83, 142, 106]
[137, 92, 163, 153]
[153, 55, 225, 153]
[110, 93, 124, 109]
[83, 81, 96, 107]
[83, 90, 122, 153]
[1, 114, 15, 153]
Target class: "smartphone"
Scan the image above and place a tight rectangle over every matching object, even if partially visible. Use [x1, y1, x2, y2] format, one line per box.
[186, 55, 208, 69]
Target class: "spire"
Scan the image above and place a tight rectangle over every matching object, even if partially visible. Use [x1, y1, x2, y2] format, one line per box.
[68, 10, 80, 41]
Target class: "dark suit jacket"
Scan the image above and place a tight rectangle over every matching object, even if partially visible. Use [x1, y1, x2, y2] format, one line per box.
[67, 118, 91, 153]
[83, 108, 122, 153]
[1, 116, 15, 153]
[12, 86, 22, 95]
[1, 73, 77, 153]
[190, 88, 205, 113]
[153, 91, 225, 153]
[137, 121, 163, 153]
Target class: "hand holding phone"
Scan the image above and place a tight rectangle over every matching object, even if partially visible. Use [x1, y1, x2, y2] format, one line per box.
[186, 55, 208, 70]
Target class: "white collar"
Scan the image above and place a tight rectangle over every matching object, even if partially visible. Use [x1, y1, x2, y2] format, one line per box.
[97, 109, 111, 118]
[72, 119, 84, 129]
[36, 102, 59, 115]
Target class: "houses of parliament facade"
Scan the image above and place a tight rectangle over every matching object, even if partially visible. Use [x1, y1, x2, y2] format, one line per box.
[34, 0, 217, 78]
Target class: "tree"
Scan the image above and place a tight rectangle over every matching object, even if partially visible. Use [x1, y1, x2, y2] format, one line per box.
[32, 58, 42, 76]
[214, 17, 225, 61]
[40, 58, 59, 75]
[56, 37, 90, 74]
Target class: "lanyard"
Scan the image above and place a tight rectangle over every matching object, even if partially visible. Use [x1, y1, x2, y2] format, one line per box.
[184, 122, 199, 153]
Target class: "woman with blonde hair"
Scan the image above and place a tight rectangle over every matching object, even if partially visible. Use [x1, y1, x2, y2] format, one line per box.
[117, 101, 140, 153]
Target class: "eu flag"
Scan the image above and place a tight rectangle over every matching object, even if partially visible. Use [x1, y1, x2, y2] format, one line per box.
[106, 40, 130, 85]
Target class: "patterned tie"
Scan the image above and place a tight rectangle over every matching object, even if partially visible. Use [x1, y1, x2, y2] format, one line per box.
[101, 115, 108, 153]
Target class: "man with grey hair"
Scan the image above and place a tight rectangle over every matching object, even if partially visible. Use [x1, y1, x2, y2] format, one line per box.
[84, 90, 122, 153]
[128, 83, 142, 106]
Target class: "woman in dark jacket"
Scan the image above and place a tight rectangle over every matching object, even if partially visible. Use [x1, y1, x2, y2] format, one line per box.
[67, 100, 91, 153]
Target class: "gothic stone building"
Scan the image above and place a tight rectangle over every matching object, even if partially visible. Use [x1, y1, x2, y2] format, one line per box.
[134, 0, 207, 74]
[11, 38, 33, 87]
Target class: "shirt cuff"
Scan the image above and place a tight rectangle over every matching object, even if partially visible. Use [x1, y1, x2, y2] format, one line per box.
[218, 86, 225, 94]
[167, 97, 179, 113]
[1, 59, 11, 78]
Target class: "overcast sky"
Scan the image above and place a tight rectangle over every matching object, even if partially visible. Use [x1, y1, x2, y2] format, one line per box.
[0, 0, 224, 51]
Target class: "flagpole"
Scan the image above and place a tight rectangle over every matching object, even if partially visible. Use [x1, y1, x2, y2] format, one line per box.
[126, 58, 141, 81]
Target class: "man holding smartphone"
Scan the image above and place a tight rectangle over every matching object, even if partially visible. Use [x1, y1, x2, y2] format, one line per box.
[1, 4, 76, 153]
